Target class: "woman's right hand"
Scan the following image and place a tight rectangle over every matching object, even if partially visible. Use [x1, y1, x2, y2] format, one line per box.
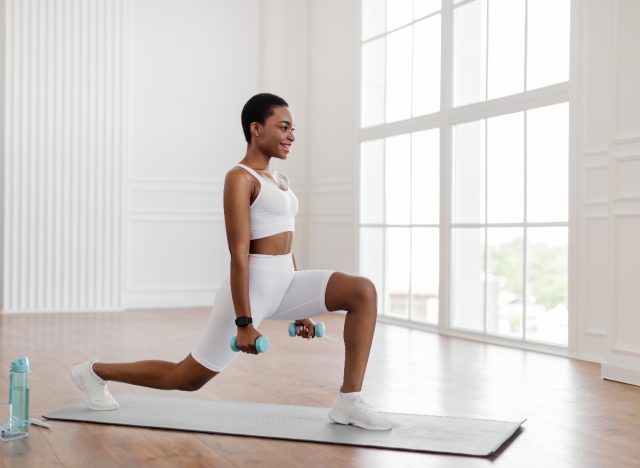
[236, 325, 263, 355]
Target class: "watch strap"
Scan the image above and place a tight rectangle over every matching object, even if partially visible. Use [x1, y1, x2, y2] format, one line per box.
[235, 316, 253, 327]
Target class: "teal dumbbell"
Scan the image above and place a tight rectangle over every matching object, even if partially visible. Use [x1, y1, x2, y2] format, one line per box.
[230, 335, 270, 353]
[288, 321, 325, 338]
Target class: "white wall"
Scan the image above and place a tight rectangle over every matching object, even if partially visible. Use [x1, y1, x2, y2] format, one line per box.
[0, 0, 5, 312]
[126, 0, 311, 308]
[125, 0, 260, 308]
[307, 0, 360, 274]
[0, 0, 311, 312]
[574, 0, 640, 385]
[2, 0, 128, 313]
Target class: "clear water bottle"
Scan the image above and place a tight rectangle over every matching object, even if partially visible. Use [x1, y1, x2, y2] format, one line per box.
[9, 356, 30, 429]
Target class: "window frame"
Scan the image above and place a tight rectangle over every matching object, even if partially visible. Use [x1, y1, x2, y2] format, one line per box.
[355, 0, 576, 356]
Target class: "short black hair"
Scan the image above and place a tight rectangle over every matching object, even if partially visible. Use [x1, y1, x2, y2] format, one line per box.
[241, 93, 289, 143]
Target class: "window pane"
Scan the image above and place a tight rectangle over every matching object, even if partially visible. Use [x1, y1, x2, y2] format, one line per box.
[361, 38, 386, 128]
[487, 228, 524, 338]
[385, 134, 411, 224]
[451, 228, 485, 331]
[362, 0, 386, 41]
[360, 140, 385, 224]
[411, 227, 439, 324]
[386, 227, 411, 319]
[487, 0, 525, 99]
[526, 227, 568, 346]
[452, 120, 485, 223]
[386, 26, 413, 122]
[387, 0, 413, 31]
[527, 103, 568, 222]
[413, 15, 441, 116]
[411, 129, 439, 224]
[487, 112, 524, 223]
[453, 0, 487, 106]
[527, 0, 570, 89]
[414, 0, 441, 19]
[360, 227, 385, 314]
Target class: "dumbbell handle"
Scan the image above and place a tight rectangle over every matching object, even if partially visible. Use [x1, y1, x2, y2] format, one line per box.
[288, 322, 325, 338]
[230, 335, 270, 353]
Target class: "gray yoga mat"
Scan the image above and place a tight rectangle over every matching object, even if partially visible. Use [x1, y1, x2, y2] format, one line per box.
[43, 394, 525, 456]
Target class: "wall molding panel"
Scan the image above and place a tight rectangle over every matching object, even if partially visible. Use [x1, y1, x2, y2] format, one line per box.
[3, 0, 130, 313]
[574, 0, 640, 385]
[583, 164, 609, 205]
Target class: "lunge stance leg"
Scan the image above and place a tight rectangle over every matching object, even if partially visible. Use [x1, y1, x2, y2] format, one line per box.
[324, 272, 391, 430]
[93, 353, 218, 391]
[72, 353, 218, 410]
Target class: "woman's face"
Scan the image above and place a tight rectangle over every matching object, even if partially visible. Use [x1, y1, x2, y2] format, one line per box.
[252, 106, 295, 159]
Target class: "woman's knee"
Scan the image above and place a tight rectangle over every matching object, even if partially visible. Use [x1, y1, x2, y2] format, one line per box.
[354, 277, 377, 305]
[343, 277, 377, 315]
[176, 377, 212, 392]
[172, 355, 219, 391]
[325, 273, 377, 312]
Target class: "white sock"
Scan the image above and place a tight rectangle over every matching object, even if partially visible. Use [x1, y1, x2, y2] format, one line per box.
[340, 390, 362, 401]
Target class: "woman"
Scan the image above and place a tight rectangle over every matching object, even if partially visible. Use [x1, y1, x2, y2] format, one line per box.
[71, 93, 391, 431]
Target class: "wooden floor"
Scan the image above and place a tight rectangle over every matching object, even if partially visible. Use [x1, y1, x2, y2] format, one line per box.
[1, 308, 639, 467]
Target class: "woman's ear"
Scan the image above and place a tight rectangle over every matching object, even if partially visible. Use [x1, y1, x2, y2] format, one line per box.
[250, 122, 261, 138]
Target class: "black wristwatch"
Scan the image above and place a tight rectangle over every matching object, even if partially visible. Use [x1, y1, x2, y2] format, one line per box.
[235, 316, 253, 327]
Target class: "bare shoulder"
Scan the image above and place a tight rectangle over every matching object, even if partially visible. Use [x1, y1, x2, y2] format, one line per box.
[224, 166, 259, 206]
[225, 166, 253, 186]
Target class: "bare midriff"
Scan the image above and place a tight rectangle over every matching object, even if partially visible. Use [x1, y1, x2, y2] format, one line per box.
[249, 232, 294, 255]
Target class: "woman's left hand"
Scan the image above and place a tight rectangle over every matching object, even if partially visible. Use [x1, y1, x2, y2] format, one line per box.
[294, 319, 316, 339]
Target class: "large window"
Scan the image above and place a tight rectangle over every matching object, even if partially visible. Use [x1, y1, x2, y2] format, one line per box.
[360, 130, 440, 324]
[359, 0, 570, 347]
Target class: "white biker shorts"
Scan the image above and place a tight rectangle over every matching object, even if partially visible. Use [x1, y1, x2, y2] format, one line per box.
[191, 252, 335, 372]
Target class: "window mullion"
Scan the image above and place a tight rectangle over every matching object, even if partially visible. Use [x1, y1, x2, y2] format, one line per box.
[440, 0, 454, 332]
[483, 119, 488, 334]
[523, 110, 528, 340]
[523, 1, 529, 342]
[524, 0, 529, 91]
[382, 0, 387, 318]
[485, 0, 489, 102]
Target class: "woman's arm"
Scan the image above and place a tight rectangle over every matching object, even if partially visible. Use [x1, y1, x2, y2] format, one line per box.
[223, 168, 265, 354]
[223, 169, 254, 321]
[292, 252, 298, 271]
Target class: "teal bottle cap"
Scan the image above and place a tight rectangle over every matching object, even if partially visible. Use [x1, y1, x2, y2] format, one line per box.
[10, 356, 31, 373]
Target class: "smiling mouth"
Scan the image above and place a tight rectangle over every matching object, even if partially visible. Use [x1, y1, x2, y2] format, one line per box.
[281, 144, 292, 151]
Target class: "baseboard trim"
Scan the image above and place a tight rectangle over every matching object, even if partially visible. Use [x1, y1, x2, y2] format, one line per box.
[601, 361, 640, 387]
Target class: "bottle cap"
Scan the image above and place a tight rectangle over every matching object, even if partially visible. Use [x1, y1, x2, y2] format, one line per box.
[10, 356, 31, 373]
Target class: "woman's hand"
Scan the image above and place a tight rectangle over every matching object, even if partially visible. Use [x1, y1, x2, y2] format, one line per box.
[236, 325, 263, 354]
[294, 319, 316, 339]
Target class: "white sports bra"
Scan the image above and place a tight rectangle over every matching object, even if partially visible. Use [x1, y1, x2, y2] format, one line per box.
[235, 163, 299, 240]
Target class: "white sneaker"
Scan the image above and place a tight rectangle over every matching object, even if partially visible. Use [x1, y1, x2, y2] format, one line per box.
[71, 357, 119, 411]
[328, 392, 392, 430]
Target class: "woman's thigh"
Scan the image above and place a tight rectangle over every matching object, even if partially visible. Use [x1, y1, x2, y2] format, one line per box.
[268, 269, 336, 321]
[191, 269, 293, 371]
